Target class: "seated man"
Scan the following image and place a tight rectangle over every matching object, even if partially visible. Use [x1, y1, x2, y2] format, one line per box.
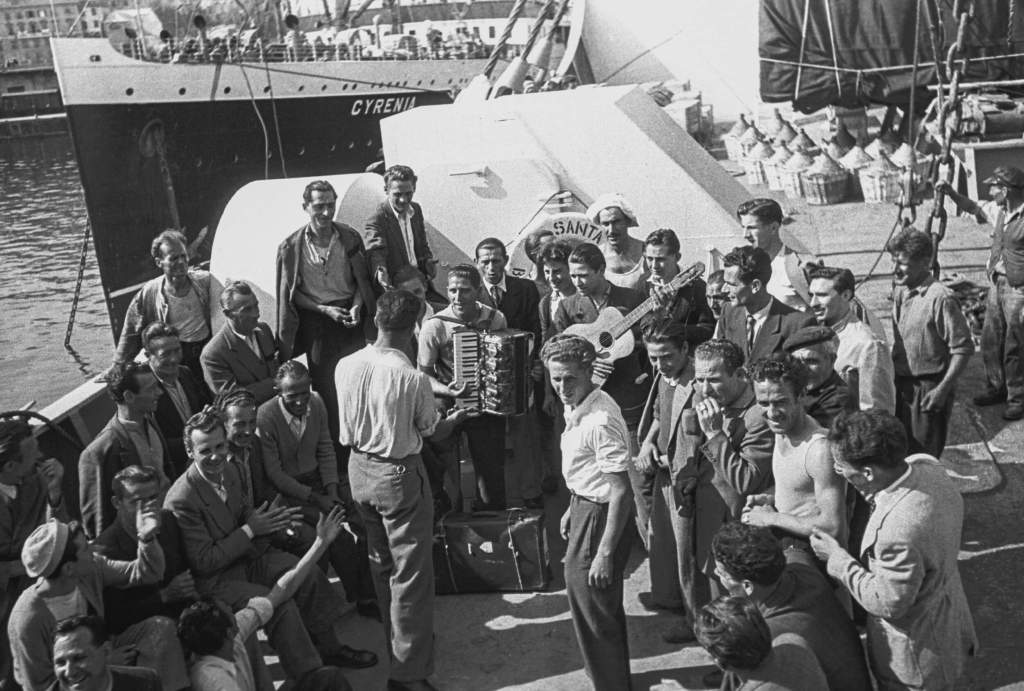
[51, 615, 161, 691]
[178, 507, 353, 691]
[143, 322, 211, 474]
[93, 466, 196, 638]
[418, 263, 508, 510]
[9, 514, 188, 691]
[783, 326, 853, 429]
[79, 361, 175, 539]
[712, 522, 871, 691]
[743, 357, 847, 559]
[218, 388, 274, 509]
[0, 420, 67, 687]
[164, 409, 377, 686]
[201, 280, 279, 404]
[257, 361, 376, 614]
[116, 228, 215, 374]
[694, 596, 827, 691]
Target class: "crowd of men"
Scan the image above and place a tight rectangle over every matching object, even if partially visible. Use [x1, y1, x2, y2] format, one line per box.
[1, 160, 1003, 690]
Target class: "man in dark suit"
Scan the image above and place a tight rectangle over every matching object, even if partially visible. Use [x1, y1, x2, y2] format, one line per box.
[644, 228, 715, 343]
[93, 466, 195, 637]
[552, 243, 653, 543]
[164, 410, 377, 682]
[201, 280, 279, 404]
[142, 322, 210, 474]
[476, 237, 544, 507]
[79, 361, 175, 539]
[217, 388, 273, 509]
[716, 246, 816, 364]
[50, 615, 162, 691]
[365, 164, 437, 292]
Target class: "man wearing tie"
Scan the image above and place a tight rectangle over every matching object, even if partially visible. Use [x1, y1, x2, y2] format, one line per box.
[200, 281, 279, 404]
[475, 237, 544, 508]
[715, 246, 815, 364]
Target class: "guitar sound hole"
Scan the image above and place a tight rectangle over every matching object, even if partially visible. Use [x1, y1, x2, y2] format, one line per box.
[599, 332, 614, 348]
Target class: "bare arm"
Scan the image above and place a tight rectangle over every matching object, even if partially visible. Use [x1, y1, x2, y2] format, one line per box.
[745, 438, 846, 540]
[266, 506, 345, 608]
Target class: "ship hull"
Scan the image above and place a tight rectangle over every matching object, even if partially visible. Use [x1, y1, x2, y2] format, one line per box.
[52, 38, 483, 338]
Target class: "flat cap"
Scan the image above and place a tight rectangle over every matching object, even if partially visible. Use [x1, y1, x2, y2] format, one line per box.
[783, 325, 837, 353]
[22, 519, 70, 579]
[982, 166, 1024, 188]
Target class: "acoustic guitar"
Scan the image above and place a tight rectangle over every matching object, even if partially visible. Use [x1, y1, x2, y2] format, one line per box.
[563, 262, 705, 385]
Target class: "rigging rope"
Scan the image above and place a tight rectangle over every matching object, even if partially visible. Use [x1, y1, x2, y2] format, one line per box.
[64, 217, 91, 351]
[482, 0, 528, 78]
[263, 59, 288, 177]
[238, 62, 272, 179]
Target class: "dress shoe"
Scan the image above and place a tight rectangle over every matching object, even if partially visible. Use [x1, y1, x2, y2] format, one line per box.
[321, 645, 378, 669]
[701, 668, 724, 687]
[356, 599, 382, 621]
[388, 680, 439, 691]
[974, 389, 1006, 406]
[1004, 402, 1024, 420]
[661, 621, 697, 645]
[540, 475, 559, 495]
[637, 591, 682, 612]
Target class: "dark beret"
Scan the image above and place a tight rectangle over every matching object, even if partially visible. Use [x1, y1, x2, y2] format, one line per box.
[783, 325, 837, 352]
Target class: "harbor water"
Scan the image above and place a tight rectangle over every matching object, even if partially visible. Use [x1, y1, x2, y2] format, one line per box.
[0, 133, 111, 412]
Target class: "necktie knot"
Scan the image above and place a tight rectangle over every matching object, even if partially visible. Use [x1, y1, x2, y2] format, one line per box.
[745, 314, 757, 352]
[491, 285, 504, 307]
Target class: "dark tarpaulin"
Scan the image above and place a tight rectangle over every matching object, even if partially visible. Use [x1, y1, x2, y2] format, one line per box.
[760, 0, 1024, 113]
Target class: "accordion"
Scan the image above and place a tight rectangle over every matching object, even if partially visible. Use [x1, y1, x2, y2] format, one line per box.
[452, 328, 534, 416]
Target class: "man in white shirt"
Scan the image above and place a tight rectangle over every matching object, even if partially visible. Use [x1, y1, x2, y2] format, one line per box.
[807, 265, 895, 413]
[179, 506, 353, 691]
[543, 334, 634, 691]
[737, 198, 813, 312]
[365, 165, 437, 291]
[337, 290, 467, 691]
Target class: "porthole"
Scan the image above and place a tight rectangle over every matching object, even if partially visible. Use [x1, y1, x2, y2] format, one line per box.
[125, 87, 134, 95]
[179, 87, 187, 95]
[223, 86, 231, 94]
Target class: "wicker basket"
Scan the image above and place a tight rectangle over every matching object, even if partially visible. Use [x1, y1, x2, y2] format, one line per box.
[801, 152, 850, 205]
[743, 140, 774, 186]
[773, 120, 798, 148]
[858, 151, 902, 204]
[779, 150, 815, 199]
[790, 128, 820, 157]
[839, 144, 873, 200]
[724, 114, 750, 162]
[890, 142, 933, 185]
[738, 125, 765, 159]
[764, 142, 794, 191]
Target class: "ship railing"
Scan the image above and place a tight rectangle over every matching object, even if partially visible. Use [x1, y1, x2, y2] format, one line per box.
[118, 36, 497, 65]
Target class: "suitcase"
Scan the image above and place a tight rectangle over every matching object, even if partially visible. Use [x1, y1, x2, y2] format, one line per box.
[434, 509, 550, 594]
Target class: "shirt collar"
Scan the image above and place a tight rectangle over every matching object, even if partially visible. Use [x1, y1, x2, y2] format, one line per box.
[278, 397, 305, 425]
[831, 310, 856, 334]
[389, 201, 413, 221]
[564, 387, 603, 428]
[305, 223, 337, 239]
[589, 281, 612, 305]
[371, 344, 414, 368]
[485, 275, 508, 293]
[1007, 200, 1024, 221]
[662, 360, 694, 388]
[749, 299, 772, 321]
[906, 275, 936, 297]
[194, 654, 238, 677]
[194, 464, 225, 492]
[877, 464, 913, 498]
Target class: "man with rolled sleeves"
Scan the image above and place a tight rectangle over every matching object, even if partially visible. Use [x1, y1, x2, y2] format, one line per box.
[336, 290, 469, 691]
[544, 334, 634, 691]
[939, 165, 1024, 420]
[887, 228, 974, 457]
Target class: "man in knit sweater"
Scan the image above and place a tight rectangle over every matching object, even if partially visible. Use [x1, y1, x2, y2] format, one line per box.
[256, 361, 376, 615]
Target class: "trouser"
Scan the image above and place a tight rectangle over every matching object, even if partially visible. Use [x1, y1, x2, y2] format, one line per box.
[179, 338, 209, 380]
[565, 495, 634, 691]
[297, 304, 367, 454]
[622, 426, 651, 550]
[981, 274, 1024, 404]
[895, 375, 953, 458]
[206, 548, 346, 681]
[536, 385, 562, 484]
[349, 451, 435, 682]
[507, 413, 543, 503]
[647, 469, 714, 621]
[462, 414, 507, 509]
[113, 615, 190, 691]
[285, 470, 376, 604]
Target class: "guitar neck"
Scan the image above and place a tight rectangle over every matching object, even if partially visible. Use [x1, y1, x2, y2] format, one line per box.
[608, 262, 705, 339]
